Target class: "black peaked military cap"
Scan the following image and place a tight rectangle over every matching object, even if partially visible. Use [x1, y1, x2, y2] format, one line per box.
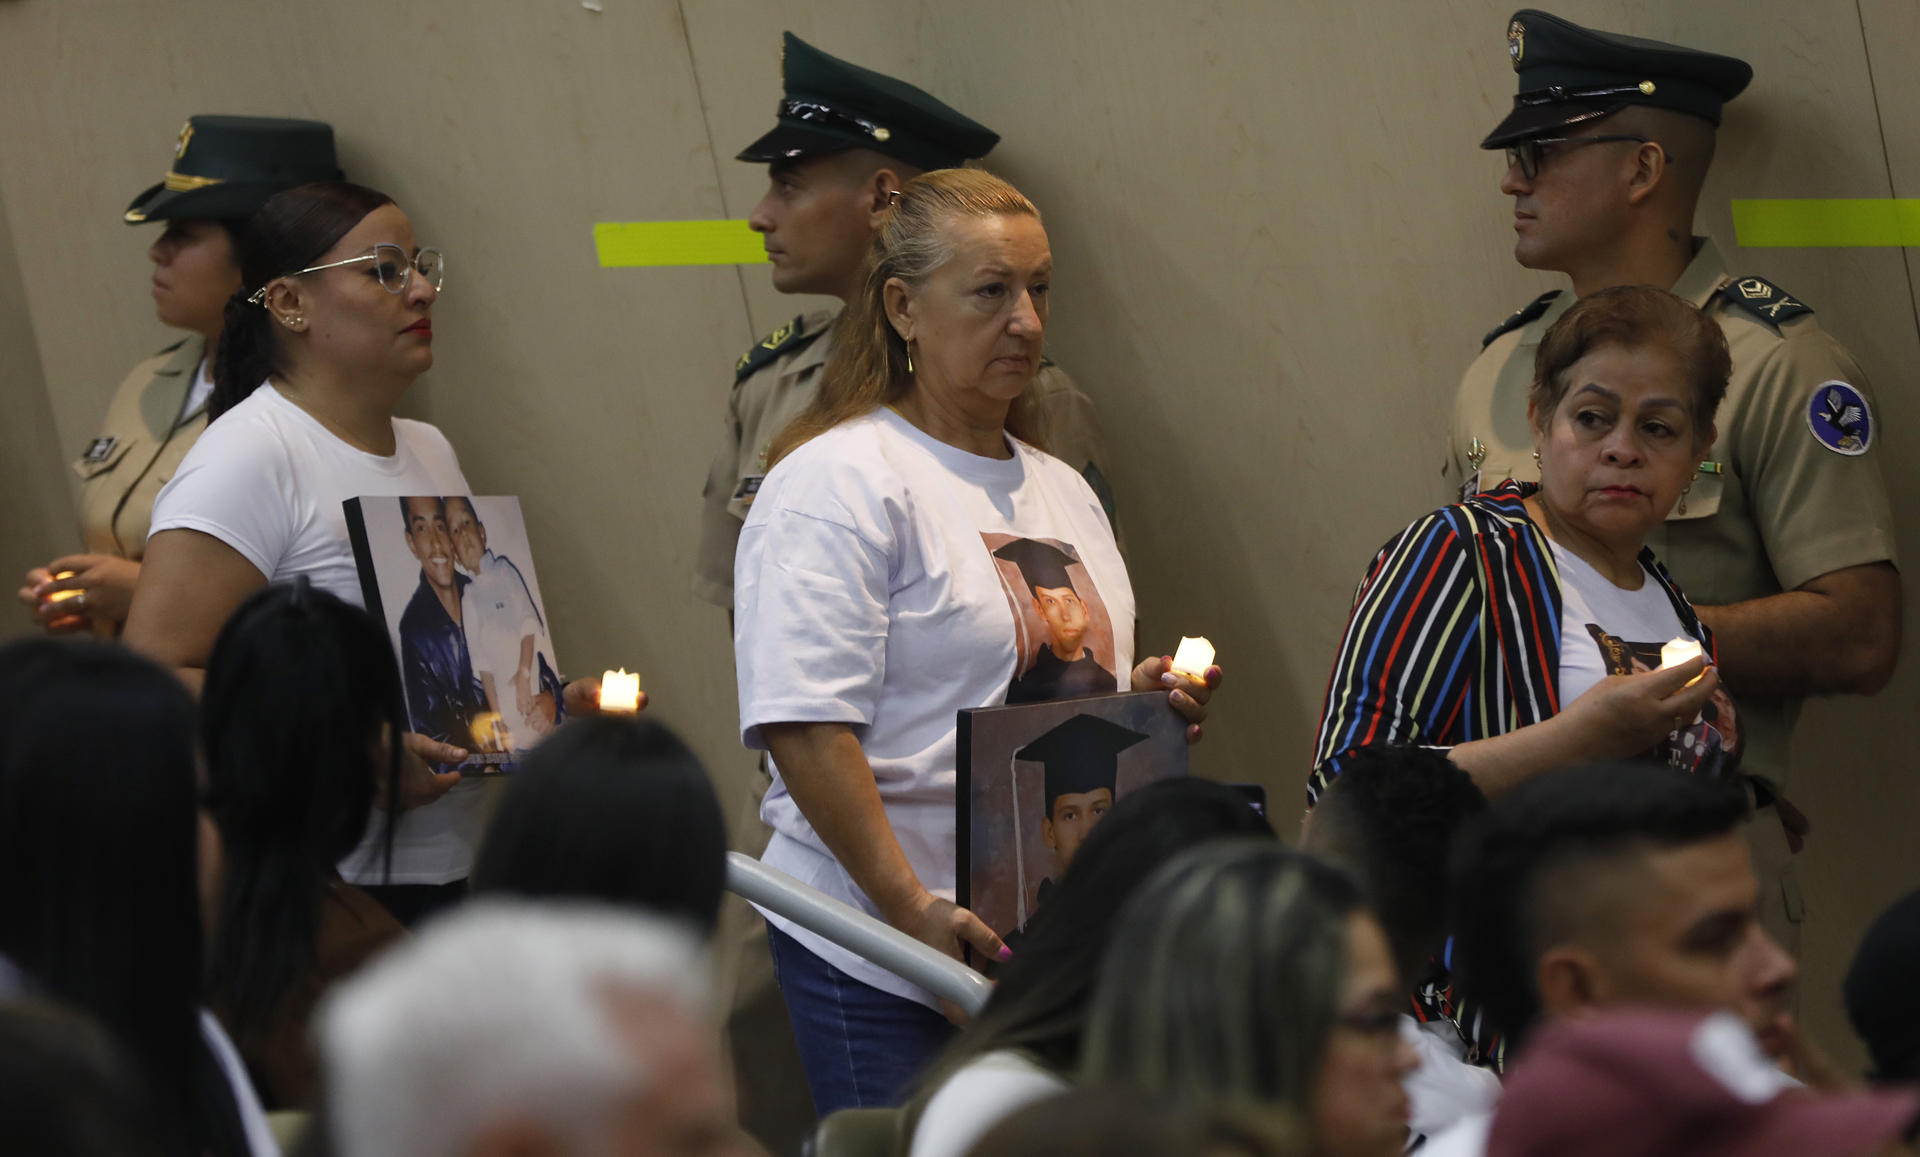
[1481, 10, 1753, 149]
[737, 32, 1000, 172]
[1017, 714, 1148, 816]
[993, 538, 1081, 594]
[125, 115, 342, 225]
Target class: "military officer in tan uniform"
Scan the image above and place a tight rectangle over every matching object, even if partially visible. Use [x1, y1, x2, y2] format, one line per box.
[1447, 11, 1901, 958]
[17, 115, 341, 634]
[693, 35, 1114, 1147]
[693, 32, 1115, 612]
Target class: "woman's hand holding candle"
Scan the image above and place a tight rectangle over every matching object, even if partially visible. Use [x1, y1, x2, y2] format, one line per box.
[1133, 642, 1224, 745]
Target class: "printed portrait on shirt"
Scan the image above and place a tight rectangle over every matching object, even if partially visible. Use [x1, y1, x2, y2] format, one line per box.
[1582, 623, 1741, 778]
[983, 534, 1118, 704]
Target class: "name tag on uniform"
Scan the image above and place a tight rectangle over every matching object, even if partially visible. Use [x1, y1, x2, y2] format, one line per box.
[731, 475, 764, 504]
[81, 436, 117, 463]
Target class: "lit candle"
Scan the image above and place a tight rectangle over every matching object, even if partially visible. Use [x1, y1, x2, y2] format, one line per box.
[45, 570, 81, 604]
[1659, 637, 1703, 670]
[599, 668, 641, 714]
[1170, 636, 1216, 680]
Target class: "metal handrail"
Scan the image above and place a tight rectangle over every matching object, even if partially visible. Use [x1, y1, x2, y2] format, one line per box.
[725, 852, 994, 1016]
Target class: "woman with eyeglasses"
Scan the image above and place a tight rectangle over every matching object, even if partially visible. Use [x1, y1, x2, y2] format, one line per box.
[1079, 843, 1419, 1157]
[125, 181, 501, 926]
[16, 116, 341, 637]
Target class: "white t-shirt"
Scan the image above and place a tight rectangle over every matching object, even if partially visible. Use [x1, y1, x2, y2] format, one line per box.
[150, 383, 488, 885]
[910, 1050, 1071, 1157]
[201, 1009, 280, 1157]
[1420, 1112, 1491, 1157]
[1551, 542, 1737, 777]
[462, 551, 553, 746]
[1403, 1015, 1503, 1151]
[735, 407, 1133, 1007]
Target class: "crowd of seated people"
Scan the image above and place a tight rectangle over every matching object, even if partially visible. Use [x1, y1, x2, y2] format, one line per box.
[9, 9, 1920, 1157]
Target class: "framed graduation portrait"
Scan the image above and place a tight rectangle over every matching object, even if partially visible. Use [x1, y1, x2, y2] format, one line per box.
[956, 690, 1189, 957]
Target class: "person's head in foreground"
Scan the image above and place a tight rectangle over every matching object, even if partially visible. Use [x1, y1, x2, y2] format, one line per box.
[200, 580, 406, 1046]
[215, 180, 442, 419]
[1527, 284, 1730, 564]
[962, 1085, 1308, 1157]
[0, 637, 250, 1157]
[907, 778, 1275, 1130]
[470, 716, 729, 938]
[0, 1000, 165, 1157]
[739, 32, 999, 302]
[318, 901, 739, 1157]
[1450, 761, 1796, 1060]
[1081, 842, 1417, 1157]
[1485, 1007, 1920, 1157]
[1847, 887, 1920, 1084]
[769, 167, 1053, 463]
[1303, 745, 1488, 988]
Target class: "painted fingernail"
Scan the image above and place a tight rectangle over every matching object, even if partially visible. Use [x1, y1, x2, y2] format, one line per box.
[998, 946, 1013, 961]
[1161, 672, 1177, 687]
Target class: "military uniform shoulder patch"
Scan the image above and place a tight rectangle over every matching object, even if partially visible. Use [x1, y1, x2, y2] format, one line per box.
[1481, 290, 1562, 348]
[734, 314, 827, 383]
[1806, 381, 1873, 456]
[1718, 277, 1813, 329]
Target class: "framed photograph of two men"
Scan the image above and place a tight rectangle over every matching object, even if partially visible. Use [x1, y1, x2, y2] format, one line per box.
[344, 495, 563, 774]
[956, 690, 1189, 960]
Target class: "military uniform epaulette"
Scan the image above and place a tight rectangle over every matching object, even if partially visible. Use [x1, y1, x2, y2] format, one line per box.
[734, 314, 826, 384]
[1481, 289, 1563, 348]
[1716, 276, 1813, 330]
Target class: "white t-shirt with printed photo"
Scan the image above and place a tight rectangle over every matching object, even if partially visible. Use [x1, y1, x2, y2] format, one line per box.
[149, 383, 489, 885]
[735, 407, 1134, 1008]
[1552, 541, 1738, 777]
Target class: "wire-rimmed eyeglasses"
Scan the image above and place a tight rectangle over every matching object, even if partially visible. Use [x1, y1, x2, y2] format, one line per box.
[247, 243, 444, 305]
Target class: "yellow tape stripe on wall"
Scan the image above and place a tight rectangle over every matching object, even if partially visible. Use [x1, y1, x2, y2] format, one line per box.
[594, 220, 767, 266]
[1732, 199, 1920, 248]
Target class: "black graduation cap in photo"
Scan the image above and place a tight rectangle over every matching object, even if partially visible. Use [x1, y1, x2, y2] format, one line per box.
[1481, 9, 1753, 148]
[1017, 713, 1148, 815]
[993, 538, 1082, 595]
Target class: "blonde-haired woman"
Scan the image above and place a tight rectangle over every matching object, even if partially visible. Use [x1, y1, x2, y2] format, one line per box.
[734, 169, 1220, 1112]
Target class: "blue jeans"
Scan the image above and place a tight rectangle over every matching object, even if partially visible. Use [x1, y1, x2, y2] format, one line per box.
[766, 925, 955, 1114]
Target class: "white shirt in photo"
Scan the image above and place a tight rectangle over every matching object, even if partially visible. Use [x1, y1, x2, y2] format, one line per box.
[735, 407, 1133, 1007]
[150, 383, 488, 886]
[461, 550, 553, 746]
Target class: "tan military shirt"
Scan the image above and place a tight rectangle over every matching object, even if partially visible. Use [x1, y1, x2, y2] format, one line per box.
[75, 335, 210, 560]
[1446, 239, 1898, 791]
[693, 308, 1117, 609]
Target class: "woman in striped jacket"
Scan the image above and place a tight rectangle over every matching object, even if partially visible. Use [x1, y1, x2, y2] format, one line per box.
[1312, 285, 1740, 806]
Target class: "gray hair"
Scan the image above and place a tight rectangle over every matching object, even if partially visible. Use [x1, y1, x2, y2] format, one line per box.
[318, 900, 709, 1157]
[1078, 842, 1362, 1124]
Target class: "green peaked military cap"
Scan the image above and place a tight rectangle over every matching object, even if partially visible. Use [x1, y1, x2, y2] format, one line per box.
[125, 115, 342, 225]
[1481, 10, 1752, 149]
[1016, 714, 1148, 815]
[736, 32, 1000, 172]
